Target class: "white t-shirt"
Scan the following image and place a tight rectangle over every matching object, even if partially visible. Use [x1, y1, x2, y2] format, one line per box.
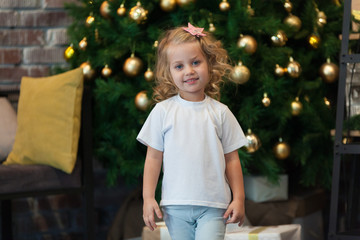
[137, 94, 247, 209]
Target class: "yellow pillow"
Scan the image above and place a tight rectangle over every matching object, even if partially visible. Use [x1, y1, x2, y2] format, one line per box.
[3, 68, 84, 174]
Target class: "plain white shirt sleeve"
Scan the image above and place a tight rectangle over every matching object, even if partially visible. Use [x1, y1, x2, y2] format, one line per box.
[221, 106, 247, 154]
[136, 104, 164, 152]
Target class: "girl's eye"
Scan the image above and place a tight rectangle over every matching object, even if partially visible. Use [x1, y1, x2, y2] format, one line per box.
[193, 60, 200, 66]
[175, 65, 183, 70]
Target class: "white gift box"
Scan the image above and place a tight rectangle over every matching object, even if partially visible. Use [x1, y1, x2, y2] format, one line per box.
[142, 222, 301, 240]
[293, 210, 324, 240]
[142, 222, 171, 240]
[225, 224, 301, 240]
[244, 174, 288, 203]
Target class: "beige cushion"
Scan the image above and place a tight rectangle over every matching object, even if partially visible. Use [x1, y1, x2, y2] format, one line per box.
[3, 68, 84, 173]
[0, 97, 17, 162]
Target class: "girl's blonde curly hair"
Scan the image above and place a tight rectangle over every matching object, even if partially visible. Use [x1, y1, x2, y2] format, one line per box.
[153, 25, 232, 102]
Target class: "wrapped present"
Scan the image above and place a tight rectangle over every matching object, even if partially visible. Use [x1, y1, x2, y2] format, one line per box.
[142, 222, 171, 240]
[142, 221, 300, 240]
[245, 188, 326, 240]
[244, 175, 288, 203]
[225, 224, 301, 240]
[293, 210, 324, 240]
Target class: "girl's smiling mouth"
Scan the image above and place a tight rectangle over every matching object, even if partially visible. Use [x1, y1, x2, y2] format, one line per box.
[184, 78, 198, 84]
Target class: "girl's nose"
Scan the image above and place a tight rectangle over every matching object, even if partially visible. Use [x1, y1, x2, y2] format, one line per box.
[185, 66, 195, 75]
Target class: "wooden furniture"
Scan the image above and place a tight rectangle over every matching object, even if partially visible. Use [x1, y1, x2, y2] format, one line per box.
[0, 86, 95, 240]
[329, 0, 360, 238]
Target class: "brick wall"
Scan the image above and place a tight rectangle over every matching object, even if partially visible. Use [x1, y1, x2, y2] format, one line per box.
[0, 0, 146, 239]
[0, 0, 77, 88]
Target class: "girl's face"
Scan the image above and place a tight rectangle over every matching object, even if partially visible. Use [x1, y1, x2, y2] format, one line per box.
[167, 41, 209, 102]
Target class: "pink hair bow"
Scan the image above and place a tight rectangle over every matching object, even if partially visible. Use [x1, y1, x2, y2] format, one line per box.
[183, 22, 206, 37]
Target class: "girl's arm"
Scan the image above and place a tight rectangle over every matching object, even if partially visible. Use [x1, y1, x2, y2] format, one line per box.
[223, 149, 245, 226]
[143, 146, 163, 231]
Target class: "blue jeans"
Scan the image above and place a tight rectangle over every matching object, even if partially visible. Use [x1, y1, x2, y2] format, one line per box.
[162, 205, 226, 240]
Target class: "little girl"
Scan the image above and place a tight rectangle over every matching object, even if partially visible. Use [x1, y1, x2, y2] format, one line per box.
[137, 23, 247, 240]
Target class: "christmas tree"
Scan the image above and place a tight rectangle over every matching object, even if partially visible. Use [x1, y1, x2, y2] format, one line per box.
[64, 0, 344, 189]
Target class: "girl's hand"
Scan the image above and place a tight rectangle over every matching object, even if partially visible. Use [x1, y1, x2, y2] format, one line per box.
[223, 199, 245, 226]
[142, 146, 163, 231]
[143, 198, 163, 231]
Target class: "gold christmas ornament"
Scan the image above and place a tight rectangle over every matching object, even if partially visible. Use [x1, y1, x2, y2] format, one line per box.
[80, 61, 95, 80]
[304, 95, 310, 103]
[324, 97, 331, 107]
[308, 33, 321, 49]
[117, 4, 126, 16]
[317, 10, 327, 27]
[271, 30, 288, 47]
[245, 129, 261, 153]
[176, 0, 194, 7]
[79, 37, 88, 50]
[275, 64, 286, 77]
[101, 64, 112, 78]
[230, 62, 250, 84]
[85, 15, 95, 27]
[160, 0, 176, 12]
[144, 68, 154, 81]
[247, 4, 255, 16]
[274, 138, 290, 160]
[219, 0, 230, 12]
[319, 58, 339, 83]
[284, 14, 302, 32]
[287, 57, 301, 78]
[95, 28, 100, 42]
[100, 1, 111, 19]
[342, 137, 351, 144]
[153, 40, 159, 48]
[129, 2, 148, 24]
[291, 97, 303, 116]
[135, 91, 150, 111]
[209, 23, 216, 32]
[64, 45, 75, 61]
[333, 0, 341, 6]
[262, 93, 271, 107]
[237, 35, 257, 55]
[284, 0, 293, 13]
[123, 53, 143, 77]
